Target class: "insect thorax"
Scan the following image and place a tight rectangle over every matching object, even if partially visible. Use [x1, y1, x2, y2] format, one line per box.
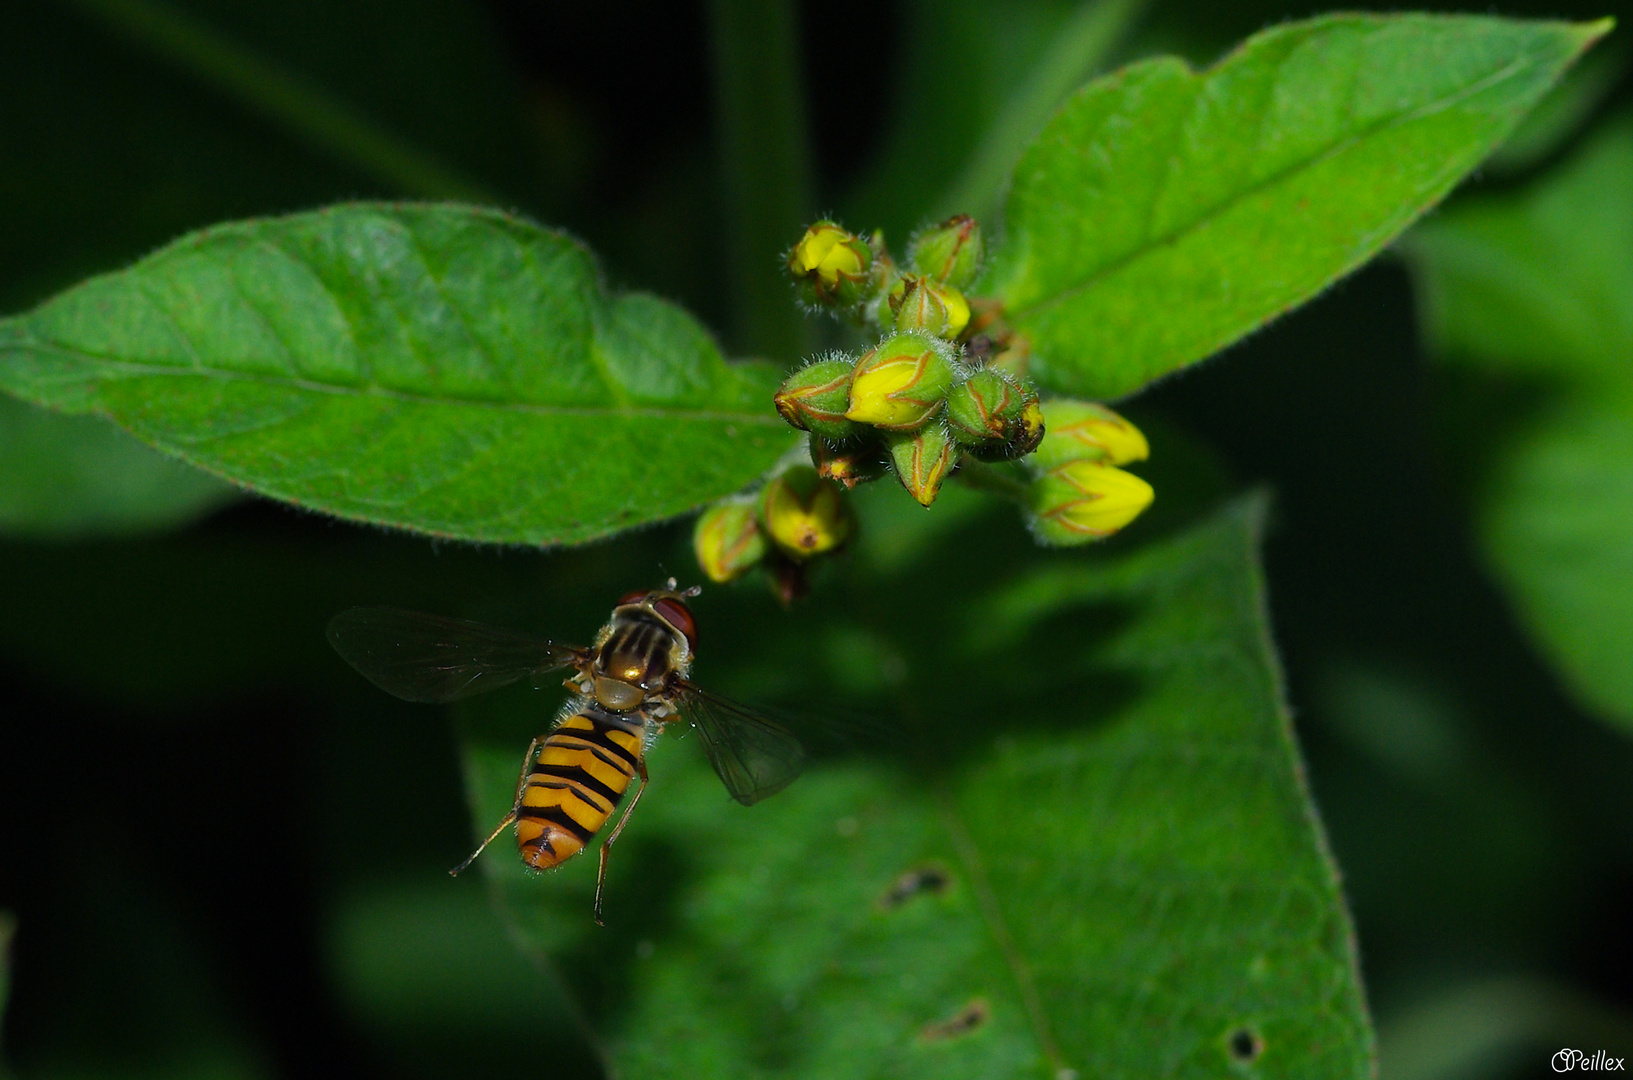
[582, 609, 691, 712]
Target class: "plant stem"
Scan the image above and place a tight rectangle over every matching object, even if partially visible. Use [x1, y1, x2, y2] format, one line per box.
[707, 0, 812, 362]
[934, 0, 1148, 223]
[58, 0, 501, 204]
[954, 457, 1031, 502]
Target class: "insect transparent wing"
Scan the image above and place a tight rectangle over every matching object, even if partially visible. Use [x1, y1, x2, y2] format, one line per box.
[675, 680, 808, 805]
[326, 607, 582, 703]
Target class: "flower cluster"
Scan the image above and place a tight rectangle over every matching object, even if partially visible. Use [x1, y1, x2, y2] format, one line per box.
[694, 213, 1158, 594]
[779, 215, 1152, 544]
[779, 216, 1058, 509]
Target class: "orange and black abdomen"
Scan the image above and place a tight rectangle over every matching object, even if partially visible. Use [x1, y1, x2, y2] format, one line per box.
[516, 710, 644, 870]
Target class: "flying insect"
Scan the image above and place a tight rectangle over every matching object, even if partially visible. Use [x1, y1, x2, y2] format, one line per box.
[326, 582, 804, 923]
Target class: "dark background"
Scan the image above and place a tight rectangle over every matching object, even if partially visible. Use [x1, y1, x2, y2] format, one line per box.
[2, 1, 1631, 1077]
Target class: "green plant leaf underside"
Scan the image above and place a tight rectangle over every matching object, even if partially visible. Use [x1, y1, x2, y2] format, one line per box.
[0, 204, 794, 546]
[458, 496, 1374, 1079]
[1407, 116, 1633, 732]
[986, 13, 1610, 401]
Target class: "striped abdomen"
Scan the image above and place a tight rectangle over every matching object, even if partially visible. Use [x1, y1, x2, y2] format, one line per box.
[516, 709, 644, 870]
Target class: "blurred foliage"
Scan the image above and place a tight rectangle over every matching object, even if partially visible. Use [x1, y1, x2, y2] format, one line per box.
[1406, 114, 1633, 732]
[0, 2, 1630, 1080]
[0, 396, 238, 538]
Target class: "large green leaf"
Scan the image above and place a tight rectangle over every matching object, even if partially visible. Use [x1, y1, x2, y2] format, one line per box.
[0, 394, 237, 538]
[457, 494, 1374, 1078]
[1406, 115, 1633, 733]
[0, 204, 795, 546]
[984, 14, 1610, 400]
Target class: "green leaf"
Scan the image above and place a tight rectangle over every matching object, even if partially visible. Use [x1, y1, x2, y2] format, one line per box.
[1471, 390, 1633, 732]
[984, 14, 1610, 401]
[0, 204, 795, 547]
[457, 496, 1374, 1078]
[0, 394, 237, 538]
[1408, 115, 1633, 382]
[1406, 115, 1633, 733]
[1484, 36, 1630, 175]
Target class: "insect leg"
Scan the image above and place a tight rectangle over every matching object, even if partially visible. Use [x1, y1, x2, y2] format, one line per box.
[450, 735, 545, 876]
[593, 756, 649, 926]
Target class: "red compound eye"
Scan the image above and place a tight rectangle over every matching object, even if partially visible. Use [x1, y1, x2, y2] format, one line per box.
[616, 589, 649, 606]
[650, 597, 697, 653]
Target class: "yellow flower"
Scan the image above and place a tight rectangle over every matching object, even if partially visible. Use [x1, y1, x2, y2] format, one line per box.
[693, 500, 767, 583]
[1027, 460, 1153, 544]
[1032, 400, 1149, 469]
[844, 333, 955, 431]
[760, 466, 853, 559]
[787, 222, 871, 309]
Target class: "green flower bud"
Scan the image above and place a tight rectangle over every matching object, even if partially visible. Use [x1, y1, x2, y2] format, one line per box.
[945, 369, 1044, 459]
[1031, 400, 1149, 469]
[888, 274, 971, 339]
[760, 465, 853, 559]
[774, 356, 860, 439]
[810, 436, 888, 489]
[693, 500, 767, 583]
[907, 215, 984, 289]
[886, 424, 955, 507]
[787, 221, 872, 311]
[845, 332, 957, 431]
[1026, 460, 1154, 545]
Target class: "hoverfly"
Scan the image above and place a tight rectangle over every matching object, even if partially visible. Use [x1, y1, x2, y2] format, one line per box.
[326, 581, 804, 924]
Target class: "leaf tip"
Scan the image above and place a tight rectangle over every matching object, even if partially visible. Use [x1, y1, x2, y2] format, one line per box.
[1575, 16, 1617, 48]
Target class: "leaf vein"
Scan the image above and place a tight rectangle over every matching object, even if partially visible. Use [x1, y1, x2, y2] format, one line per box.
[5, 340, 783, 425]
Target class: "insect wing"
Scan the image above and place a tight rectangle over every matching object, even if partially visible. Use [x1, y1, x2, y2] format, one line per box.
[327, 607, 582, 703]
[676, 681, 808, 805]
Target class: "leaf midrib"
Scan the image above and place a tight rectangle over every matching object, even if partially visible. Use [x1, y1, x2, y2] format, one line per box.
[1007, 40, 1553, 322]
[0, 339, 785, 426]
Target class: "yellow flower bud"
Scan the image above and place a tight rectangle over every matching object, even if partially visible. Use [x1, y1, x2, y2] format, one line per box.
[845, 332, 957, 431]
[888, 274, 970, 339]
[1027, 460, 1153, 544]
[760, 465, 853, 559]
[1031, 400, 1149, 469]
[810, 436, 888, 489]
[692, 500, 768, 583]
[886, 424, 955, 507]
[787, 221, 872, 310]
